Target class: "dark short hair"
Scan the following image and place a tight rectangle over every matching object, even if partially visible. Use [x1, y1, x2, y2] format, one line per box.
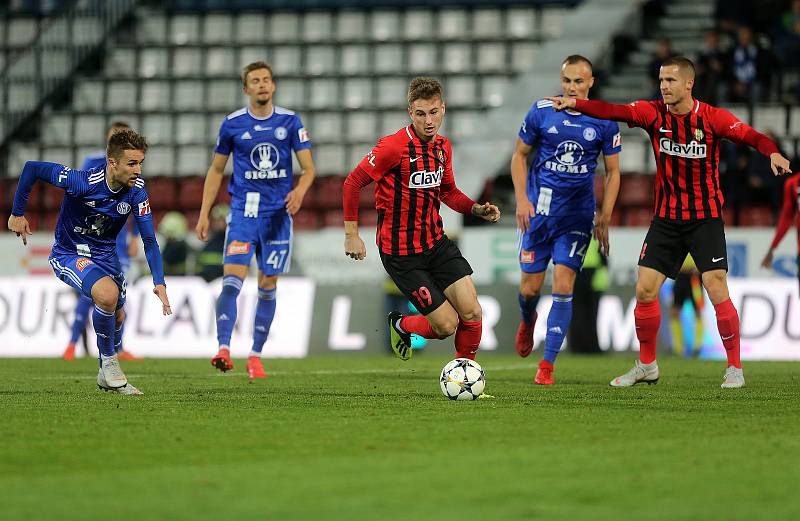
[107, 128, 148, 159]
[108, 121, 130, 133]
[407, 77, 443, 106]
[562, 54, 593, 71]
[242, 60, 274, 87]
[661, 56, 696, 78]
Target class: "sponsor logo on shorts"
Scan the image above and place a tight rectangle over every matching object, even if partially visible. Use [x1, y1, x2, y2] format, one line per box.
[520, 249, 535, 264]
[640, 242, 648, 260]
[227, 241, 250, 256]
[76, 258, 94, 272]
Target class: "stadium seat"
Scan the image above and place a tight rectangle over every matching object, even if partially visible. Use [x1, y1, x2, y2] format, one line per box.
[343, 78, 372, 110]
[623, 207, 653, 227]
[311, 112, 343, 142]
[481, 76, 508, 107]
[407, 43, 437, 73]
[239, 45, 266, 71]
[75, 115, 105, 146]
[107, 47, 136, 78]
[447, 77, 477, 107]
[177, 145, 210, 176]
[271, 45, 302, 76]
[72, 17, 102, 46]
[207, 80, 239, 111]
[335, 11, 366, 42]
[377, 77, 406, 108]
[142, 114, 174, 145]
[348, 143, 372, 169]
[340, 45, 369, 75]
[206, 48, 236, 77]
[473, 8, 503, 38]
[345, 113, 377, 143]
[203, 14, 233, 44]
[7, 17, 37, 48]
[438, 8, 468, 39]
[302, 12, 333, 43]
[507, 7, 538, 39]
[145, 177, 177, 209]
[738, 206, 773, 226]
[314, 176, 345, 210]
[73, 81, 104, 112]
[175, 114, 206, 145]
[234, 13, 266, 44]
[170, 15, 201, 45]
[173, 80, 204, 110]
[442, 43, 471, 74]
[172, 48, 203, 78]
[144, 146, 174, 176]
[305, 45, 336, 76]
[322, 209, 344, 228]
[292, 209, 319, 230]
[42, 49, 69, 80]
[380, 110, 407, 135]
[476, 43, 506, 73]
[371, 10, 400, 42]
[137, 13, 167, 44]
[754, 106, 786, 135]
[403, 9, 434, 41]
[374, 44, 404, 75]
[8, 82, 36, 111]
[269, 12, 300, 42]
[176, 177, 205, 210]
[449, 111, 480, 139]
[138, 48, 169, 78]
[315, 145, 347, 175]
[617, 175, 655, 207]
[41, 114, 72, 147]
[140, 81, 171, 111]
[308, 79, 339, 110]
[275, 78, 304, 110]
[41, 147, 74, 166]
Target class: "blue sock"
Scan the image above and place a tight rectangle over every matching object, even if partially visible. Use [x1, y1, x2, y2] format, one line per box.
[70, 295, 93, 344]
[114, 320, 124, 353]
[518, 293, 540, 326]
[251, 288, 276, 356]
[216, 275, 243, 347]
[93, 306, 116, 358]
[544, 294, 573, 364]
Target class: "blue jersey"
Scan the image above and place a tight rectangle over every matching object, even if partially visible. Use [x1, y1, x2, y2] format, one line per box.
[81, 153, 138, 263]
[215, 106, 312, 217]
[11, 161, 165, 285]
[519, 99, 621, 218]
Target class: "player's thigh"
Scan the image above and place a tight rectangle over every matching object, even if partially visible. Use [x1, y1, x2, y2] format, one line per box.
[49, 254, 119, 308]
[442, 275, 481, 322]
[426, 238, 474, 295]
[638, 218, 687, 280]
[551, 217, 593, 274]
[687, 218, 727, 274]
[257, 211, 292, 276]
[636, 266, 667, 302]
[519, 224, 552, 274]
[223, 213, 258, 268]
[380, 253, 446, 316]
[700, 269, 729, 305]
[551, 263, 578, 295]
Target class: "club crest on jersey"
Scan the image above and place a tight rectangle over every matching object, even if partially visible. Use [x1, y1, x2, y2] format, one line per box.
[659, 138, 707, 159]
[227, 240, 250, 255]
[545, 141, 588, 173]
[75, 257, 94, 272]
[409, 166, 444, 189]
[438, 149, 444, 162]
[583, 127, 596, 141]
[694, 128, 704, 141]
[275, 127, 287, 140]
[117, 202, 131, 215]
[246, 143, 287, 180]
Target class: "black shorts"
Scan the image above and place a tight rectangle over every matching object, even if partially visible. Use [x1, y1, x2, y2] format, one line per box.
[638, 217, 727, 279]
[673, 272, 699, 310]
[380, 237, 473, 315]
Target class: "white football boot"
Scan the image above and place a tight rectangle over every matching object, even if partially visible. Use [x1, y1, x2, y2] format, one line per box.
[97, 354, 143, 395]
[609, 360, 659, 387]
[721, 366, 745, 389]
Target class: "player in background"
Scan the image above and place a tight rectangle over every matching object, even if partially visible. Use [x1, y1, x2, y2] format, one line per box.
[547, 57, 792, 388]
[761, 172, 800, 293]
[63, 121, 142, 361]
[8, 129, 172, 395]
[343, 77, 500, 361]
[670, 255, 704, 357]
[195, 61, 315, 379]
[511, 55, 621, 385]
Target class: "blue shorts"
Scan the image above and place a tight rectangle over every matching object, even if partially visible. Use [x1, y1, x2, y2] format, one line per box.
[519, 214, 593, 274]
[224, 210, 292, 275]
[49, 253, 127, 309]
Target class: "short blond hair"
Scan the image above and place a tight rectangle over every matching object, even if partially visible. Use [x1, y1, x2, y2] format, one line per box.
[107, 128, 148, 159]
[242, 61, 274, 87]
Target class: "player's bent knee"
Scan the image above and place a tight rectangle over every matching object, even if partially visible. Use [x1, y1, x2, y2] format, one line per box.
[459, 305, 482, 323]
[92, 284, 119, 312]
[432, 317, 459, 338]
[635, 284, 659, 303]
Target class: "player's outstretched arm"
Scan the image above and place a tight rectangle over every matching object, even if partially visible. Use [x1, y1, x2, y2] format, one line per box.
[545, 97, 644, 127]
[510, 138, 535, 231]
[196, 153, 228, 241]
[342, 166, 373, 261]
[762, 180, 797, 268]
[153, 284, 172, 316]
[713, 109, 793, 176]
[9, 161, 75, 245]
[285, 149, 316, 215]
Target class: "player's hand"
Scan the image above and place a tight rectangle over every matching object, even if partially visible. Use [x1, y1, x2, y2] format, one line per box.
[344, 234, 367, 261]
[195, 214, 210, 241]
[594, 212, 611, 256]
[769, 153, 792, 176]
[515, 199, 535, 232]
[761, 249, 774, 269]
[153, 284, 172, 316]
[8, 214, 32, 245]
[544, 96, 576, 111]
[472, 202, 501, 223]
[285, 188, 306, 215]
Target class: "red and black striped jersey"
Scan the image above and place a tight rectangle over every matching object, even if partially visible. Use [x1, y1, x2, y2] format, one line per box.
[357, 126, 459, 256]
[770, 173, 800, 253]
[575, 98, 779, 221]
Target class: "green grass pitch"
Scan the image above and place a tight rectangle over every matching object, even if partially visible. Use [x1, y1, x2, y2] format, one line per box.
[1, 354, 799, 520]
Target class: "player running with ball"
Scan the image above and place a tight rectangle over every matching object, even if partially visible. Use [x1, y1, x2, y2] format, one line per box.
[343, 77, 500, 361]
[547, 57, 792, 388]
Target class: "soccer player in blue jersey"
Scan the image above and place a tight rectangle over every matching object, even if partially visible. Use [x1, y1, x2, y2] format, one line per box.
[195, 61, 316, 380]
[511, 55, 621, 385]
[63, 121, 142, 362]
[8, 129, 172, 395]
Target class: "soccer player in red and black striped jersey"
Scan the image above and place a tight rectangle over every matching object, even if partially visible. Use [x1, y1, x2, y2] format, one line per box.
[342, 77, 500, 361]
[762, 173, 800, 293]
[547, 57, 792, 389]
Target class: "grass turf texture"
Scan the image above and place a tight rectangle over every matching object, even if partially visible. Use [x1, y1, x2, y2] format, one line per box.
[1, 355, 799, 521]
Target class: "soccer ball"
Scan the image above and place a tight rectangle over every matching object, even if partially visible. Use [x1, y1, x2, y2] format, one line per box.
[439, 358, 485, 400]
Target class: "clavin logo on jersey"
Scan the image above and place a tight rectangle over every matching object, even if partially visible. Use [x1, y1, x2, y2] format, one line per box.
[409, 166, 444, 189]
[247, 143, 287, 180]
[545, 141, 588, 173]
[659, 139, 707, 159]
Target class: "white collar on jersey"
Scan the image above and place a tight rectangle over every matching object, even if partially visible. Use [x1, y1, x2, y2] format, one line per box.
[247, 107, 274, 120]
[105, 175, 123, 194]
